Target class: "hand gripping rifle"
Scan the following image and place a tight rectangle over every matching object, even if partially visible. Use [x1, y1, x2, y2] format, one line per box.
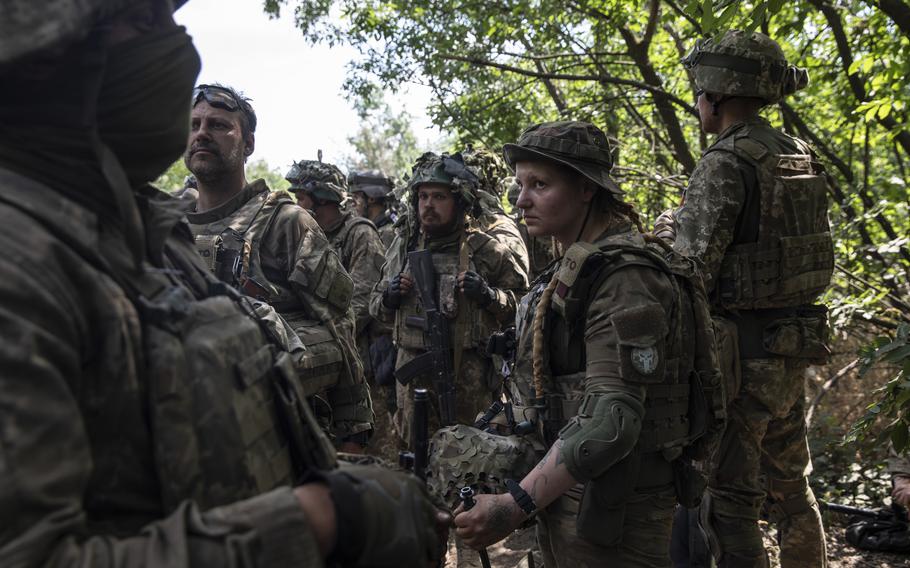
[394, 249, 457, 425]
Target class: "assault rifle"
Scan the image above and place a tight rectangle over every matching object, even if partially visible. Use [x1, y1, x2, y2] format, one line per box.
[399, 388, 430, 481]
[394, 250, 457, 425]
[823, 501, 908, 522]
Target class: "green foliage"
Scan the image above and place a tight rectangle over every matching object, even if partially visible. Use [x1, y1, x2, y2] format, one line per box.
[847, 324, 910, 451]
[343, 101, 422, 180]
[266, 0, 910, 455]
[154, 159, 191, 193]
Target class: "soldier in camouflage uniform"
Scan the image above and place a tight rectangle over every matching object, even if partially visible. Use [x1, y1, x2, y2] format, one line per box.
[183, 90, 373, 452]
[369, 152, 529, 445]
[287, 160, 398, 458]
[0, 1, 447, 566]
[463, 146, 531, 279]
[349, 169, 398, 249]
[657, 31, 831, 567]
[454, 121, 723, 568]
[506, 176, 558, 281]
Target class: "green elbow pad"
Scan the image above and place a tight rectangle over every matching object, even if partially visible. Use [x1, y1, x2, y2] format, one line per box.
[558, 393, 644, 481]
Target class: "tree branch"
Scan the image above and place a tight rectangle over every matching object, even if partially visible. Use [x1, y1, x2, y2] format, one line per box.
[439, 54, 699, 117]
[875, 0, 910, 39]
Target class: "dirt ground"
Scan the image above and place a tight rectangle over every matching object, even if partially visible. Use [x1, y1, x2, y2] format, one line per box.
[443, 516, 910, 567]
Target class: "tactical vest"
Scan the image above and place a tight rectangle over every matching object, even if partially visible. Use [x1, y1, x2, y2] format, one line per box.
[514, 237, 723, 466]
[192, 190, 344, 397]
[708, 125, 834, 310]
[0, 171, 337, 513]
[393, 231, 499, 354]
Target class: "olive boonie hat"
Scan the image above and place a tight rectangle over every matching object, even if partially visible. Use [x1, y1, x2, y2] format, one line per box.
[503, 120, 621, 195]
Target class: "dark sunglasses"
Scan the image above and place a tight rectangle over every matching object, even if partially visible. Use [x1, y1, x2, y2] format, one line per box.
[192, 85, 257, 131]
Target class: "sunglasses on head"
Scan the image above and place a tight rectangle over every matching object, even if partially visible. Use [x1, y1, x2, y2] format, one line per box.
[192, 85, 257, 131]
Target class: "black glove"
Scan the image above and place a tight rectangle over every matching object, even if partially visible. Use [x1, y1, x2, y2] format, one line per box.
[382, 274, 407, 309]
[460, 270, 495, 307]
[326, 464, 448, 567]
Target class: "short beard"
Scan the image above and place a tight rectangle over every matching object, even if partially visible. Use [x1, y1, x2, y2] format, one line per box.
[185, 144, 245, 186]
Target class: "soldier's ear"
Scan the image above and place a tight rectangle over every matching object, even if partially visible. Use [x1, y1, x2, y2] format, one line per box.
[244, 133, 255, 157]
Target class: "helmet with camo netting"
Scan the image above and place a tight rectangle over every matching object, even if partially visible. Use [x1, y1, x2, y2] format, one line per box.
[426, 424, 538, 504]
[683, 30, 808, 103]
[407, 151, 480, 215]
[0, 0, 188, 66]
[462, 146, 509, 198]
[286, 159, 347, 204]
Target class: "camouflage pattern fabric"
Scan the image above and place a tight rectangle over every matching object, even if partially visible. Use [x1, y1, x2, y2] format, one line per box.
[322, 210, 401, 455]
[703, 358, 826, 567]
[509, 226, 688, 568]
[475, 189, 531, 279]
[0, 171, 324, 566]
[186, 180, 373, 442]
[370, 225, 528, 444]
[286, 159, 348, 203]
[426, 424, 538, 505]
[683, 30, 809, 104]
[666, 118, 828, 567]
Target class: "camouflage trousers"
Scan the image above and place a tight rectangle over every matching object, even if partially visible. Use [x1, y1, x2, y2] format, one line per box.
[535, 483, 677, 568]
[394, 348, 499, 445]
[703, 357, 827, 568]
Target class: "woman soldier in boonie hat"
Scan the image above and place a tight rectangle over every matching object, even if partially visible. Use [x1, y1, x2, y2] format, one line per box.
[453, 120, 702, 568]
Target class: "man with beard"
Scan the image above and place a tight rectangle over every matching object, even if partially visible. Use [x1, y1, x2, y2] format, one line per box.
[369, 152, 529, 444]
[349, 169, 397, 249]
[0, 1, 448, 566]
[286, 159, 398, 458]
[183, 84, 373, 452]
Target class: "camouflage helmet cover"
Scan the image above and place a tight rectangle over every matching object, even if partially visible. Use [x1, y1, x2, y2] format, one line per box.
[286, 159, 347, 204]
[502, 120, 622, 195]
[348, 169, 394, 199]
[0, 0, 188, 66]
[683, 30, 809, 103]
[407, 151, 480, 212]
[426, 424, 539, 504]
[462, 146, 509, 197]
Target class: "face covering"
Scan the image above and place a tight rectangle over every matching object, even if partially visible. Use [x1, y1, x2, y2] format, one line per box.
[97, 25, 201, 186]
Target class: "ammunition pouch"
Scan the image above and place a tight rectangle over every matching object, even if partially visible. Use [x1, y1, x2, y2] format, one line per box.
[734, 305, 830, 363]
[673, 458, 709, 509]
[283, 314, 345, 396]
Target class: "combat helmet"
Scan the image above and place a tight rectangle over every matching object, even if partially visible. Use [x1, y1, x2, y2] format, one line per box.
[348, 169, 394, 200]
[0, 0, 189, 66]
[462, 146, 509, 197]
[407, 151, 480, 212]
[683, 30, 809, 103]
[503, 120, 621, 195]
[286, 159, 347, 204]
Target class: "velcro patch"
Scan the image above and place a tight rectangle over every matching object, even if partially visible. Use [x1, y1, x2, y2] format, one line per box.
[611, 304, 668, 384]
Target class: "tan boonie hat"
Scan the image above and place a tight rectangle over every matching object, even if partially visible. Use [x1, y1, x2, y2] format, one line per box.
[503, 120, 622, 195]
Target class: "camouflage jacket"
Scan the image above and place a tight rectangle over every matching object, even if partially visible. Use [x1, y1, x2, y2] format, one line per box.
[476, 189, 531, 278]
[672, 117, 810, 296]
[186, 181, 373, 440]
[0, 170, 325, 567]
[323, 210, 385, 340]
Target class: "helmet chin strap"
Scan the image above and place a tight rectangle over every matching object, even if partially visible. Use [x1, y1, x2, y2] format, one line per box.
[574, 198, 593, 244]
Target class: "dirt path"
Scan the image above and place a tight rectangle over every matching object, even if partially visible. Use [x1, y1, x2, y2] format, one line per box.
[446, 518, 910, 567]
